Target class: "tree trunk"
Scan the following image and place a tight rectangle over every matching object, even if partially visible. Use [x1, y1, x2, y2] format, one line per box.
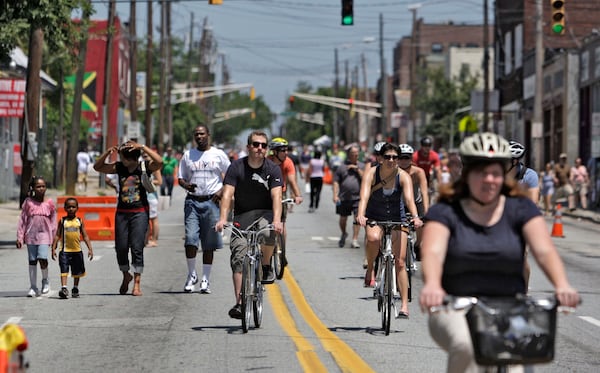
[19, 27, 43, 207]
[66, 4, 91, 195]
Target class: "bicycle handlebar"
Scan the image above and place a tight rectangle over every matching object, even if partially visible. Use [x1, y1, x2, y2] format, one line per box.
[223, 223, 275, 240]
[282, 198, 295, 205]
[366, 220, 405, 228]
[428, 294, 577, 314]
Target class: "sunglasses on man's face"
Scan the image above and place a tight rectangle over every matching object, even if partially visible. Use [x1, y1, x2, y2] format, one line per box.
[383, 154, 399, 160]
[276, 148, 288, 153]
[251, 141, 268, 149]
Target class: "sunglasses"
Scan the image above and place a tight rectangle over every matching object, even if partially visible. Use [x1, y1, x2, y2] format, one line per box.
[383, 155, 399, 160]
[251, 141, 268, 149]
[276, 148, 288, 152]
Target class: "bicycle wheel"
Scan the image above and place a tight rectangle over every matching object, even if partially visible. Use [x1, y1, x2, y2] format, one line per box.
[253, 263, 264, 327]
[406, 238, 414, 303]
[273, 233, 285, 280]
[241, 257, 253, 333]
[375, 254, 383, 311]
[382, 257, 393, 335]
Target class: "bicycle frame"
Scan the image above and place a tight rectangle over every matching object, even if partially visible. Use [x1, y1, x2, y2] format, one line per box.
[273, 198, 294, 280]
[224, 219, 275, 333]
[369, 220, 403, 335]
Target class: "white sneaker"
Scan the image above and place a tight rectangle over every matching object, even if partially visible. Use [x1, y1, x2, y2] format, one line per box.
[200, 280, 211, 294]
[351, 240, 360, 248]
[27, 287, 38, 297]
[184, 273, 198, 292]
[41, 279, 50, 294]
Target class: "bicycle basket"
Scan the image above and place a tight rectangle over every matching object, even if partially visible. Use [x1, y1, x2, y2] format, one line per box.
[465, 296, 557, 366]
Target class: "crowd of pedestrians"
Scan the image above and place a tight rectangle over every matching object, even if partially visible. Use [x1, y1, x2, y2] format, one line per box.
[15, 125, 588, 371]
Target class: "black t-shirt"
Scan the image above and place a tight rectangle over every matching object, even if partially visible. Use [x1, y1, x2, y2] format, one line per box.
[223, 157, 283, 215]
[424, 197, 540, 296]
[115, 161, 149, 211]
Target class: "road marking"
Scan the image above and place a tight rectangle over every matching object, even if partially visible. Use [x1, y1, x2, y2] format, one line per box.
[579, 316, 600, 328]
[268, 285, 328, 372]
[282, 269, 375, 373]
[1, 317, 22, 328]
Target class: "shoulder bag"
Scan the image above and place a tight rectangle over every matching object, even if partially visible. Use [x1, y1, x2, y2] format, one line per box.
[140, 161, 156, 193]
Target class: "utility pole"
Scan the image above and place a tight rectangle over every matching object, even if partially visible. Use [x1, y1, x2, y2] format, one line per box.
[188, 12, 194, 87]
[532, 0, 544, 171]
[158, 0, 166, 153]
[483, 0, 490, 131]
[166, 0, 173, 149]
[334, 48, 340, 143]
[129, 0, 137, 124]
[144, 0, 153, 146]
[99, 0, 116, 189]
[345, 59, 349, 141]
[379, 13, 387, 140]
[408, 3, 420, 145]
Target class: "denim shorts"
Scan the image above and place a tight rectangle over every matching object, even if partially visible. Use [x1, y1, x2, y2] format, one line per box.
[27, 244, 49, 262]
[184, 198, 223, 250]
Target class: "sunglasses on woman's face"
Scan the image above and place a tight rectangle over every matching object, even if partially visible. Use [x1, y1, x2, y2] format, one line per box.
[251, 141, 268, 149]
[383, 154, 399, 160]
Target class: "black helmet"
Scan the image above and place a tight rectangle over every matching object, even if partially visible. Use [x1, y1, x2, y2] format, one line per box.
[420, 137, 432, 147]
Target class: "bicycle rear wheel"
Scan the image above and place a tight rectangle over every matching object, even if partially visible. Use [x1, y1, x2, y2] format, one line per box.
[273, 233, 285, 280]
[241, 257, 253, 333]
[253, 263, 264, 327]
[382, 257, 393, 335]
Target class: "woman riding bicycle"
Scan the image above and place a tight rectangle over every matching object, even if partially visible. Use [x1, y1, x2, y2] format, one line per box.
[356, 143, 423, 318]
[419, 133, 580, 372]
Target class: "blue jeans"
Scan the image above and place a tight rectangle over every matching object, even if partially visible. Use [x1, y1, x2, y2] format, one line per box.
[115, 211, 148, 274]
[184, 198, 223, 251]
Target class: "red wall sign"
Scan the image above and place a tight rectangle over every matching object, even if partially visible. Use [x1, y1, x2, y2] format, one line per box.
[0, 79, 26, 118]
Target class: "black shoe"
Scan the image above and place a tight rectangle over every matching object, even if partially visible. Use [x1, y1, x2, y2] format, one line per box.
[338, 232, 348, 248]
[71, 287, 79, 298]
[261, 265, 275, 284]
[59, 287, 68, 299]
[228, 304, 242, 319]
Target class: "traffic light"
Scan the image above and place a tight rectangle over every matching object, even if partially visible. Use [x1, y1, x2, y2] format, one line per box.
[209, 0, 223, 5]
[250, 87, 256, 100]
[341, 0, 353, 26]
[288, 95, 295, 109]
[550, 0, 565, 35]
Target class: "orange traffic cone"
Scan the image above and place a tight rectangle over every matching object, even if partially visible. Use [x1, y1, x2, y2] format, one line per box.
[551, 203, 565, 238]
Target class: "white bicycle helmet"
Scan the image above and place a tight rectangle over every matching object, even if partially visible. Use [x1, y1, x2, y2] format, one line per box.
[508, 140, 525, 159]
[399, 144, 414, 155]
[459, 132, 511, 163]
[373, 142, 386, 155]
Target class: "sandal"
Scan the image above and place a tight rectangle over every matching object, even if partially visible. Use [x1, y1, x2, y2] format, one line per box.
[396, 311, 409, 319]
[364, 270, 375, 288]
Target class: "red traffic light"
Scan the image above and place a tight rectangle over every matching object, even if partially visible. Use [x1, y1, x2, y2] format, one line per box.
[348, 98, 354, 105]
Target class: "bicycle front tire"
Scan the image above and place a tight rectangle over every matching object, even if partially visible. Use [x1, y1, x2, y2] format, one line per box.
[273, 233, 285, 280]
[383, 257, 393, 335]
[406, 237, 414, 302]
[253, 262, 264, 327]
[241, 257, 253, 333]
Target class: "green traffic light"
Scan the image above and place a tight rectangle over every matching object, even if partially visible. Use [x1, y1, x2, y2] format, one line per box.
[552, 23, 564, 34]
[342, 16, 353, 26]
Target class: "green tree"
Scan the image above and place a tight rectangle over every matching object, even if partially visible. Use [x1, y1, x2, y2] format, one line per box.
[415, 66, 479, 148]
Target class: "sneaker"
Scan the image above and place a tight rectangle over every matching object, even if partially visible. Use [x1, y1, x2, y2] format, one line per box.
[184, 273, 198, 292]
[351, 239, 360, 248]
[338, 232, 348, 248]
[27, 287, 38, 297]
[228, 304, 242, 319]
[200, 280, 211, 294]
[41, 279, 50, 294]
[71, 287, 79, 298]
[261, 265, 274, 284]
[59, 287, 69, 299]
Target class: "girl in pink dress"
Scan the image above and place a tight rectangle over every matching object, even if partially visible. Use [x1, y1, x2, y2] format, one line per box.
[16, 176, 57, 297]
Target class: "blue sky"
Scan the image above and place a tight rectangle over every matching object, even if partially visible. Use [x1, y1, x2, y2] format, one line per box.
[95, 0, 489, 115]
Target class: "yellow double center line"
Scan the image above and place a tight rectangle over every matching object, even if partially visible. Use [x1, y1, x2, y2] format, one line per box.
[267, 269, 375, 373]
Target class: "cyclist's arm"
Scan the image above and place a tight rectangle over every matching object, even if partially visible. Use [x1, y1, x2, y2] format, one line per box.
[356, 167, 376, 225]
[399, 170, 421, 227]
[287, 165, 303, 204]
[417, 168, 430, 214]
[215, 184, 235, 231]
[270, 186, 283, 233]
[524, 216, 579, 307]
[419, 220, 450, 310]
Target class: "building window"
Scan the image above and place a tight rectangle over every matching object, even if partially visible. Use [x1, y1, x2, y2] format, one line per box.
[544, 75, 552, 92]
[431, 43, 443, 54]
[553, 71, 563, 89]
[466, 43, 479, 48]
